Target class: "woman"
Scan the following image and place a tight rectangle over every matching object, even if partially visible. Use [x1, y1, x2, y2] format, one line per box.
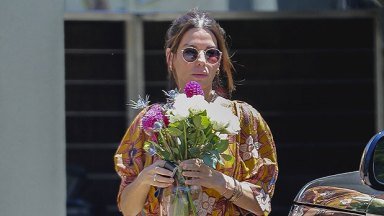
[114, 9, 278, 216]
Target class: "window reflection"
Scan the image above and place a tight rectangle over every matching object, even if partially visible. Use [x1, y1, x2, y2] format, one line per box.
[374, 138, 384, 183]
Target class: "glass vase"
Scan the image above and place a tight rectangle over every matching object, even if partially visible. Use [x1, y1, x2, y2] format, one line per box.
[161, 170, 200, 216]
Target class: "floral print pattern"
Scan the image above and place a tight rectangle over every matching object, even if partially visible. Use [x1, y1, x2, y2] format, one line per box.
[255, 189, 271, 212]
[194, 192, 216, 216]
[240, 135, 261, 161]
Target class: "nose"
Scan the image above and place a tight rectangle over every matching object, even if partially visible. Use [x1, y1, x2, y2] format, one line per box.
[196, 50, 206, 63]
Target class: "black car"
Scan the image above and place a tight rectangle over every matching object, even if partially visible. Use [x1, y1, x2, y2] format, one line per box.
[289, 131, 384, 215]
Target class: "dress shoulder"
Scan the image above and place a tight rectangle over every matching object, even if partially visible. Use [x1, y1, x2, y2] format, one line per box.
[232, 100, 260, 115]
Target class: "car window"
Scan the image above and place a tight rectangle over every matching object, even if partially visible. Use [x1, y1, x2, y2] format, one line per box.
[374, 137, 384, 184]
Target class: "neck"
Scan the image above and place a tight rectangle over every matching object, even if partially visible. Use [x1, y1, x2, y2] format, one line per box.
[205, 90, 217, 102]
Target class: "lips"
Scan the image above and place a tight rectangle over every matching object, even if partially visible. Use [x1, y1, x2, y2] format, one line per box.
[192, 67, 209, 78]
[192, 73, 208, 78]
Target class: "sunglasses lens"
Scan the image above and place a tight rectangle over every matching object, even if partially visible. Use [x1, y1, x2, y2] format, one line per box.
[206, 49, 221, 64]
[182, 48, 221, 64]
[182, 48, 198, 62]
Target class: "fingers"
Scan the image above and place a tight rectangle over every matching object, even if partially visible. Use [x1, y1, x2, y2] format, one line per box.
[184, 168, 223, 190]
[150, 168, 174, 187]
[154, 173, 174, 184]
[182, 170, 213, 187]
[182, 171, 202, 178]
[184, 178, 203, 186]
[142, 160, 175, 187]
[152, 180, 174, 188]
[178, 159, 220, 188]
[151, 160, 174, 176]
[182, 169, 213, 179]
[180, 158, 205, 171]
[154, 160, 166, 168]
[152, 173, 174, 188]
[154, 166, 175, 177]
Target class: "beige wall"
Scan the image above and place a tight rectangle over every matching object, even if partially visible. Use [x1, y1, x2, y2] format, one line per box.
[0, 0, 66, 215]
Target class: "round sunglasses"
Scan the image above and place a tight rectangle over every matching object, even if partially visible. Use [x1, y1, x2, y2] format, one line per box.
[181, 47, 222, 64]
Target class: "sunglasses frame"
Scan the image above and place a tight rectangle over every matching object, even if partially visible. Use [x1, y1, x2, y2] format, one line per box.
[180, 47, 222, 64]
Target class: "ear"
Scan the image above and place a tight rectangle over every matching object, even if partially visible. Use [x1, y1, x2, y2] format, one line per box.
[216, 63, 221, 74]
[166, 48, 173, 70]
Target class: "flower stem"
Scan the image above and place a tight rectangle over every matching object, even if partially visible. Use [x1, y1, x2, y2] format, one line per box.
[193, 124, 199, 148]
[158, 131, 174, 160]
[187, 189, 197, 215]
[183, 121, 188, 159]
[177, 173, 197, 216]
[205, 125, 214, 141]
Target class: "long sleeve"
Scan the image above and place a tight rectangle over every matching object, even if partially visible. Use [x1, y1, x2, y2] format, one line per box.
[114, 109, 147, 210]
[235, 101, 278, 215]
[114, 107, 161, 215]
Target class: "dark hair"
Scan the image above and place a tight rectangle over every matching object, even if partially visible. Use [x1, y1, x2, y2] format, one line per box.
[165, 9, 235, 98]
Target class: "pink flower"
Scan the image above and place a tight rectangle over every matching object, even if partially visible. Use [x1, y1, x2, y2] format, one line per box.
[163, 115, 170, 127]
[141, 104, 164, 131]
[184, 81, 204, 98]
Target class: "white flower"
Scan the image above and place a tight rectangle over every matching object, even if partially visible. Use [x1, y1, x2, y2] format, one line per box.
[207, 102, 240, 134]
[167, 94, 209, 123]
[226, 113, 241, 134]
[216, 132, 228, 140]
[167, 94, 189, 123]
[187, 95, 209, 115]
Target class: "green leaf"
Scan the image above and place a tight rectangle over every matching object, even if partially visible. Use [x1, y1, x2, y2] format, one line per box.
[210, 150, 220, 159]
[202, 154, 218, 169]
[162, 151, 171, 161]
[167, 127, 183, 136]
[169, 122, 180, 128]
[171, 147, 179, 155]
[205, 128, 214, 140]
[216, 139, 229, 153]
[186, 134, 195, 145]
[189, 147, 200, 157]
[144, 141, 163, 152]
[143, 141, 152, 151]
[199, 116, 210, 129]
[211, 135, 220, 144]
[192, 115, 202, 128]
[197, 132, 206, 144]
[221, 153, 234, 163]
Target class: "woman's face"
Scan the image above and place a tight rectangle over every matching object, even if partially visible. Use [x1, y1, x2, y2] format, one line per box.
[168, 28, 220, 96]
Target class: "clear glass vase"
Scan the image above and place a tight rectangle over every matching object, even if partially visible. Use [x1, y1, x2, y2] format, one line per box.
[161, 170, 201, 216]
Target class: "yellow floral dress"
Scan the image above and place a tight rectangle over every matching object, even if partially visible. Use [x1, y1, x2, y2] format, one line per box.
[114, 97, 278, 216]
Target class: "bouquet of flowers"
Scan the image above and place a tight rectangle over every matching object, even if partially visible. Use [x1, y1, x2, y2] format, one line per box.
[130, 81, 240, 215]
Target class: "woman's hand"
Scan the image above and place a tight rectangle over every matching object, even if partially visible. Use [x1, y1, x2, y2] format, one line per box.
[138, 160, 174, 188]
[179, 158, 226, 192]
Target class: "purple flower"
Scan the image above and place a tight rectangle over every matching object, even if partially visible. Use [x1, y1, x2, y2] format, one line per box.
[184, 81, 204, 98]
[141, 104, 164, 131]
